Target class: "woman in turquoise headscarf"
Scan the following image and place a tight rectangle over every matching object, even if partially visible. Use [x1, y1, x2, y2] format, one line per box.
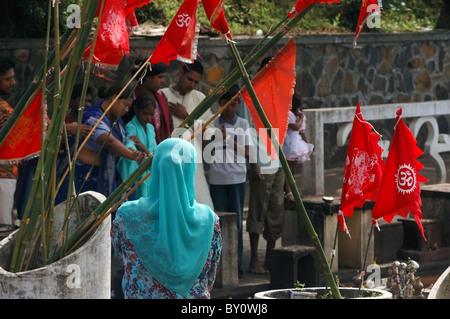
[111, 138, 222, 299]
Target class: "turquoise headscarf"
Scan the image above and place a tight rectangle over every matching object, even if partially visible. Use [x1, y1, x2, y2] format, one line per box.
[118, 138, 215, 295]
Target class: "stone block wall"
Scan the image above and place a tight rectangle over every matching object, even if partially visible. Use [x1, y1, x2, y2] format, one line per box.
[1, 31, 448, 110]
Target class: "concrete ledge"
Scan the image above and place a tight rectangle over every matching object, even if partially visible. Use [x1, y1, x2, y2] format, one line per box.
[270, 245, 319, 289]
[215, 212, 239, 289]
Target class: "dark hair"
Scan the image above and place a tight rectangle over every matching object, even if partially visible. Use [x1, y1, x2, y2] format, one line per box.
[71, 84, 93, 100]
[123, 94, 156, 124]
[98, 85, 131, 100]
[292, 94, 302, 111]
[259, 56, 273, 71]
[132, 94, 156, 111]
[133, 60, 168, 79]
[0, 56, 15, 76]
[219, 84, 240, 102]
[182, 60, 204, 75]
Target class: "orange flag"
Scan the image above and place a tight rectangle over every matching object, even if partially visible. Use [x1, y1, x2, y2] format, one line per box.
[0, 90, 44, 162]
[372, 109, 428, 240]
[150, 0, 200, 65]
[240, 38, 296, 159]
[337, 102, 384, 235]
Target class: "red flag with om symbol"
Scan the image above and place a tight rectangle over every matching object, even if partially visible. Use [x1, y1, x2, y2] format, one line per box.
[372, 109, 428, 240]
[150, 0, 200, 65]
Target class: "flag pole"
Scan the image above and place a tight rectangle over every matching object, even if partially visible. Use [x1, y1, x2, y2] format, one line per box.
[227, 39, 342, 299]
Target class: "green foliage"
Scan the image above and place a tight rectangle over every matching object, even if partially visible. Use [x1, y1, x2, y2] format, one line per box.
[0, 0, 444, 38]
[0, 0, 80, 38]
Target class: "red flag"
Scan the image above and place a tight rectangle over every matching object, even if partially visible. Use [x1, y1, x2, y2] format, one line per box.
[354, 0, 382, 47]
[337, 102, 384, 235]
[150, 0, 200, 65]
[288, 0, 340, 18]
[372, 109, 428, 240]
[201, 0, 232, 39]
[240, 38, 296, 159]
[0, 90, 45, 162]
[83, 0, 153, 71]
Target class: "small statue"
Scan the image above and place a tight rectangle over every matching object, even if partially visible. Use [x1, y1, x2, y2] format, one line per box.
[387, 258, 423, 299]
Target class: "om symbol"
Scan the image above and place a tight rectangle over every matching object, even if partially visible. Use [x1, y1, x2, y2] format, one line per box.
[396, 163, 416, 194]
[176, 13, 191, 28]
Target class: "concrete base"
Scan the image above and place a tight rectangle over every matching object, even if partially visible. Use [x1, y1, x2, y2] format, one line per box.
[338, 205, 374, 270]
[214, 212, 239, 289]
[374, 220, 403, 264]
[397, 218, 450, 262]
[0, 191, 110, 299]
[269, 245, 319, 289]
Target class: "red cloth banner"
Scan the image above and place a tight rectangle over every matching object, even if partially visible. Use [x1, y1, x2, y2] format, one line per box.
[201, 0, 232, 39]
[240, 38, 297, 159]
[0, 90, 44, 162]
[83, 0, 153, 70]
[150, 0, 200, 65]
[371, 109, 428, 240]
[337, 102, 384, 234]
[288, 0, 340, 18]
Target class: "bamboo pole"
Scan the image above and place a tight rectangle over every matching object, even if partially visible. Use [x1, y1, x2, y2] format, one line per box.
[226, 39, 342, 298]
[9, 0, 101, 273]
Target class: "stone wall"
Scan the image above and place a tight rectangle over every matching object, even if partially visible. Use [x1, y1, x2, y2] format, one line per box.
[1, 31, 449, 110]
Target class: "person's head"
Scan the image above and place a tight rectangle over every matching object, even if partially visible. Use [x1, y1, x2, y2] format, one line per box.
[219, 84, 241, 118]
[174, 60, 204, 95]
[131, 94, 156, 127]
[0, 56, 16, 95]
[259, 56, 273, 71]
[150, 138, 197, 202]
[291, 93, 301, 113]
[70, 84, 93, 109]
[98, 85, 132, 119]
[135, 60, 168, 93]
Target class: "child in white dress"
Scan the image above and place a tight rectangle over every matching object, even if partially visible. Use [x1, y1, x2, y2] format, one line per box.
[282, 96, 314, 201]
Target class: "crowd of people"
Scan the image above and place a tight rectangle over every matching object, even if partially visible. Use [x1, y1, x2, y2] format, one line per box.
[0, 55, 313, 299]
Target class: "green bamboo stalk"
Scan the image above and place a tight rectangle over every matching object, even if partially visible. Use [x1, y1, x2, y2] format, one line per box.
[60, 0, 106, 257]
[39, 0, 54, 266]
[9, 0, 100, 273]
[227, 39, 342, 299]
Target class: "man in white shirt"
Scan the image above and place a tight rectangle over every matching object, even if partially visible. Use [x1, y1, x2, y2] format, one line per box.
[161, 61, 215, 210]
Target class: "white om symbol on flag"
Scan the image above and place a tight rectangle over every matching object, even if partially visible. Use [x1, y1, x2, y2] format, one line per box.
[396, 163, 417, 195]
[176, 13, 191, 28]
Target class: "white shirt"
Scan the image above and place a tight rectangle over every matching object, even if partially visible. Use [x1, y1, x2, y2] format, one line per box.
[208, 114, 252, 185]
